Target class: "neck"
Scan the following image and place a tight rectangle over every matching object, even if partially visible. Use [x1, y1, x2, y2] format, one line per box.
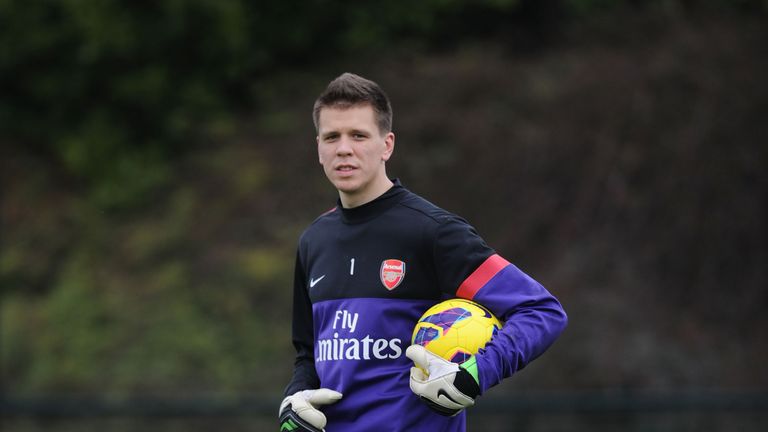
[339, 176, 394, 208]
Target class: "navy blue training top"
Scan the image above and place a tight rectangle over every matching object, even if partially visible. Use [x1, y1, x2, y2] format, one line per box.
[285, 180, 567, 431]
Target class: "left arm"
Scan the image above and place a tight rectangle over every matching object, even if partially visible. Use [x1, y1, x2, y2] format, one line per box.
[454, 253, 567, 392]
[407, 215, 566, 416]
[433, 216, 567, 393]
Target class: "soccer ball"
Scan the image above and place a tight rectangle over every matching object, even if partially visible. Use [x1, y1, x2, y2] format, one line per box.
[411, 298, 501, 364]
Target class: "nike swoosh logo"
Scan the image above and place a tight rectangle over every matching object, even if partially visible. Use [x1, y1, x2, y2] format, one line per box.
[309, 275, 326, 288]
[437, 389, 459, 405]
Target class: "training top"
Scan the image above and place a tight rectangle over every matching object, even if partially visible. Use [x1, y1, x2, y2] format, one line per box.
[285, 180, 567, 431]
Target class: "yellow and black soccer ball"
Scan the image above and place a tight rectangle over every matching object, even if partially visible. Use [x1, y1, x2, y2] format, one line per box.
[411, 298, 501, 364]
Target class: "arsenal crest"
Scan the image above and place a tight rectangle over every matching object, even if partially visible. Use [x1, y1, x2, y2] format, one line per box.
[380, 259, 406, 290]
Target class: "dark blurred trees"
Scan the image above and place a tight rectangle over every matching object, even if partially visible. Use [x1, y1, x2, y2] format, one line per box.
[2, 0, 764, 207]
[1, 0, 766, 400]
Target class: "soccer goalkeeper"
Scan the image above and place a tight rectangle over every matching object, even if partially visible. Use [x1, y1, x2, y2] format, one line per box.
[279, 73, 567, 431]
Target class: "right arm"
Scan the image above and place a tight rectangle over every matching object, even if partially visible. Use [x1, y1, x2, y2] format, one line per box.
[284, 250, 320, 396]
[279, 250, 341, 432]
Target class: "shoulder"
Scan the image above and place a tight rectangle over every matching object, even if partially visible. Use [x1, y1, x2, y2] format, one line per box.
[397, 191, 489, 249]
[396, 189, 458, 225]
[298, 206, 340, 243]
[397, 191, 479, 240]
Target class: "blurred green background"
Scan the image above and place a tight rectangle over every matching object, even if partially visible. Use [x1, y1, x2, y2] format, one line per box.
[1, 0, 766, 431]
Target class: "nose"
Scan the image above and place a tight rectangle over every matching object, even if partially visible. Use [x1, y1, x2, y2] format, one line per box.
[336, 136, 353, 156]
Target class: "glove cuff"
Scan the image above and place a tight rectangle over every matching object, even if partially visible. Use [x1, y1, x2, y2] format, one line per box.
[279, 405, 323, 432]
[460, 356, 480, 385]
[455, 357, 480, 399]
[453, 368, 480, 400]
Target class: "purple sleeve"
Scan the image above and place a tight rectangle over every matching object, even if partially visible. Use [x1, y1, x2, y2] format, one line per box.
[457, 255, 567, 393]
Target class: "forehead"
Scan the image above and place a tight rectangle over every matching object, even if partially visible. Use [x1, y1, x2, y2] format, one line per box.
[317, 104, 379, 133]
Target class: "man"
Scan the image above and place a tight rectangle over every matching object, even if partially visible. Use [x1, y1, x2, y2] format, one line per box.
[279, 73, 567, 431]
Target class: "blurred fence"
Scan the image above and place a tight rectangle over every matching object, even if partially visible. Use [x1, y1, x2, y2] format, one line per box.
[3, 390, 767, 431]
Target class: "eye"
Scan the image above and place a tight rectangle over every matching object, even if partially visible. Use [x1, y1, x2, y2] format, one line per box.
[352, 133, 367, 140]
[323, 133, 339, 142]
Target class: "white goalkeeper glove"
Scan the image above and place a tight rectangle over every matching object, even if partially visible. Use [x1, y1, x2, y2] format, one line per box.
[278, 388, 343, 432]
[406, 344, 481, 417]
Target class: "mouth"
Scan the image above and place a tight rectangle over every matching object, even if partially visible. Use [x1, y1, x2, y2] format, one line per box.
[335, 164, 358, 173]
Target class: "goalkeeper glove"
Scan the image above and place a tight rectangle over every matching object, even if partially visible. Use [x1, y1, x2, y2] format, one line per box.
[406, 344, 481, 417]
[278, 388, 342, 432]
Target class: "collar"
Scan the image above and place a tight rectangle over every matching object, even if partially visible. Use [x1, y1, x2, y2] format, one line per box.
[338, 179, 407, 224]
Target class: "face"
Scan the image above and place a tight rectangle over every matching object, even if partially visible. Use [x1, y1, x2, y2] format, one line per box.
[317, 104, 395, 207]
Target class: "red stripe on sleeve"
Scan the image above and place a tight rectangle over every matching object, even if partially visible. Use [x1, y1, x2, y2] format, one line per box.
[456, 254, 510, 300]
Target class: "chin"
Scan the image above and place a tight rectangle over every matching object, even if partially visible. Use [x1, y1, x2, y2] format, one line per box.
[335, 184, 361, 196]
[330, 178, 360, 193]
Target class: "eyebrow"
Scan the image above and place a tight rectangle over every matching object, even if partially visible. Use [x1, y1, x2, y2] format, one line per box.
[320, 129, 371, 140]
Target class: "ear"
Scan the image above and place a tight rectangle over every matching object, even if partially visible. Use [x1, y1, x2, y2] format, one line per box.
[381, 132, 395, 162]
[317, 136, 324, 165]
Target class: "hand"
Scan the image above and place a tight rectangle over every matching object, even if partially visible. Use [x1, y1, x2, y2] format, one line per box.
[406, 345, 480, 417]
[278, 388, 343, 432]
